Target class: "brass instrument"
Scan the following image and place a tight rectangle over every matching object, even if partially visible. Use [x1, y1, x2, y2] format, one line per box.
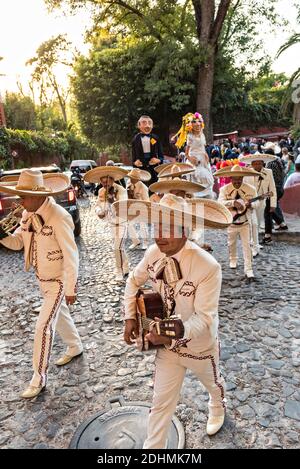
[0, 204, 24, 234]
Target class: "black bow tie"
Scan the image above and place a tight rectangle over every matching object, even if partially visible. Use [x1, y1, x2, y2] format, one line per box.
[141, 134, 150, 138]
[259, 175, 264, 181]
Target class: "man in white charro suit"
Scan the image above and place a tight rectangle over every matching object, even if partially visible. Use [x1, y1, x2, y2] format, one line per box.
[0, 169, 83, 399]
[241, 152, 277, 257]
[216, 165, 260, 280]
[84, 165, 129, 282]
[113, 194, 232, 448]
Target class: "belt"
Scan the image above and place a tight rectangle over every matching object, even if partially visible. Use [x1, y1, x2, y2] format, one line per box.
[233, 221, 248, 226]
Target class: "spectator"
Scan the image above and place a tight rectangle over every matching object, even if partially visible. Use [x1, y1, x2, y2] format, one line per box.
[284, 155, 300, 188]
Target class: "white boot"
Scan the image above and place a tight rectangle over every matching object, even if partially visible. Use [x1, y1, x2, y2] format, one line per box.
[206, 414, 225, 436]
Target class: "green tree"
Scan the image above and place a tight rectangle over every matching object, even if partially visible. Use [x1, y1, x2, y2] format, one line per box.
[276, 5, 300, 125]
[4, 92, 37, 130]
[72, 35, 197, 147]
[45, 0, 285, 141]
[26, 34, 73, 124]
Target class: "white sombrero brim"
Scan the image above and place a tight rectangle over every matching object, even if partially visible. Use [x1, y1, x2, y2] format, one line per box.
[158, 163, 195, 178]
[214, 168, 261, 178]
[155, 163, 175, 174]
[239, 154, 277, 164]
[112, 199, 230, 230]
[0, 173, 70, 197]
[186, 198, 233, 229]
[127, 170, 151, 181]
[150, 179, 206, 194]
[84, 166, 128, 183]
[159, 169, 195, 179]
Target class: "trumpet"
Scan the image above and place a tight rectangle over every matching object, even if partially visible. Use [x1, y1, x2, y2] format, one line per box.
[0, 203, 24, 234]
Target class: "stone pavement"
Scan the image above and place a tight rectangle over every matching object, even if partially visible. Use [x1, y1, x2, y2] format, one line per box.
[0, 197, 299, 449]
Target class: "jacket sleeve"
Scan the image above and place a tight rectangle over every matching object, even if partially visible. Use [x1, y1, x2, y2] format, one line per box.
[132, 136, 140, 164]
[54, 216, 79, 296]
[157, 139, 164, 162]
[183, 262, 222, 341]
[218, 186, 235, 208]
[268, 172, 277, 208]
[124, 254, 150, 320]
[95, 189, 107, 217]
[0, 226, 24, 250]
[140, 182, 150, 201]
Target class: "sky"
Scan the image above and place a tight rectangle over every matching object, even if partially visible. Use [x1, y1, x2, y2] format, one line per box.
[0, 0, 300, 96]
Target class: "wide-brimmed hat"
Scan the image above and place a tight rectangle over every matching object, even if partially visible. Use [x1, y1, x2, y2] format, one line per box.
[127, 168, 151, 182]
[112, 193, 231, 230]
[149, 177, 206, 194]
[239, 152, 277, 165]
[261, 141, 281, 155]
[84, 166, 128, 183]
[214, 164, 260, 178]
[159, 163, 195, 179]
[186, 198, 233, 229]
[0, 169, 69, 197]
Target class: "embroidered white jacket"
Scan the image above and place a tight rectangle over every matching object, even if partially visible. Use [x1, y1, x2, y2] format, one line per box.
[244, 168, 277, 209]
[95, 183, 127, 225]
[0, 197, 78, 296]
[124, 240, 222, 354]
[218, 182, 259, 224]
[126, 180, 149, 201]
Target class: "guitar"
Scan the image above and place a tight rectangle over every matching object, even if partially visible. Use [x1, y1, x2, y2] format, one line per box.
[136, 288, 180, 352]
[231, 191, 273, 222]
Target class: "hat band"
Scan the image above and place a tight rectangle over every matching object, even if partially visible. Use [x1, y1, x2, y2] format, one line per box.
[16, 184, 53, 192]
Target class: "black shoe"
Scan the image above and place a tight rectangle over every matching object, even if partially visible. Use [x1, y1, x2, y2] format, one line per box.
[262, 237, 272, 244]
[274, 225, 288, 231]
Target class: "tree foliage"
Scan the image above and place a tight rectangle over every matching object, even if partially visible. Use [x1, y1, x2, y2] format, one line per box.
[26, 34, 74, 123]
[0, 127, 98, 169]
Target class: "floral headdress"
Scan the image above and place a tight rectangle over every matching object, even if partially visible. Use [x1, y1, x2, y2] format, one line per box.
[174, 112, 205, 149]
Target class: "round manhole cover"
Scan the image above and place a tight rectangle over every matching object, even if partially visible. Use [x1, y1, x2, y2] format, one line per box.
[70, 396, 185, 449]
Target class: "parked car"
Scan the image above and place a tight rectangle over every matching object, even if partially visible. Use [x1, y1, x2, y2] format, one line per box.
[70, 160, 97, 186]
[0, 165, 81, 237]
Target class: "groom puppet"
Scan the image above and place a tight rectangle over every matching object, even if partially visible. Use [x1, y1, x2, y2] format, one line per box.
[132, 115, 164, 186]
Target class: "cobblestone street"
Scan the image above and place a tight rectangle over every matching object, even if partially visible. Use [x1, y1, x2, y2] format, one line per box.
[0, 197, 300, 449]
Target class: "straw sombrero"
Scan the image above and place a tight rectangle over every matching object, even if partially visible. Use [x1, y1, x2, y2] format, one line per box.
[214, 164, 260, 178]
[149, 177, 206, 195]
[239, 152, 277, 165]
[127, 168, 151, 182]
[159, 163, 195, 179]
[112, 193, 231, 230]
[155, 162, 193, 173]
[261, 142, 281, 155]
[186, 198, 233, 229]
[0, 169, 69, 197]
[84, 166, 128, 183]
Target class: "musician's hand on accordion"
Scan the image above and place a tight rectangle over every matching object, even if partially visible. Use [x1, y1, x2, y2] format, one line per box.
[145, 316, 184, 346]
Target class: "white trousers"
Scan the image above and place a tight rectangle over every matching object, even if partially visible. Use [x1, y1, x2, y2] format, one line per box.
[111, 224, 129, 273]
[128, 222, 149, 245]
[251, 202, 265, 253]
[31, 277, 83, 388]
[227, 223, 253, 274]
[143, 343, 226, 449]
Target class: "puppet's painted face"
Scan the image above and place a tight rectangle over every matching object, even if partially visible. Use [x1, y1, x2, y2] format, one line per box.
[138, 118, 153, 134]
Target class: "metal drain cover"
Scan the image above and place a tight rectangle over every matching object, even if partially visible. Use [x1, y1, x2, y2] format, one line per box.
[70, 396, 185, 449]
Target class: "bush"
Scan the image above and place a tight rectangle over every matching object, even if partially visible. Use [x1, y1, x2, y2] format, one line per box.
[0, 127, 99, 169]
